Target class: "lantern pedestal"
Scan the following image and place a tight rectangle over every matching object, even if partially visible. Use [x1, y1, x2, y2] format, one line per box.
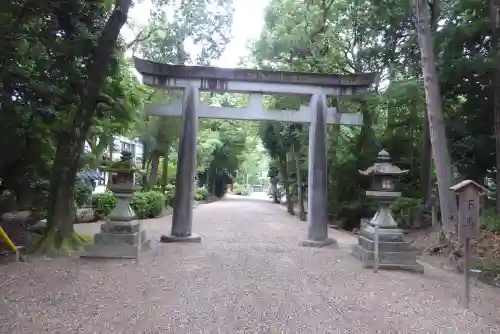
[351, 150, 423, 273]
[82, 167, 151, 259]
[351, 194, 423, 272]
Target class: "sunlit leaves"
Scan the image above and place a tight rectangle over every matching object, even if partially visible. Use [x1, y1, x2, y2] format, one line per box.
[135, 0, 234, 65]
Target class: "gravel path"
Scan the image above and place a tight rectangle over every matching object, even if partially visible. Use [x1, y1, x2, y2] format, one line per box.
[1, 195, 500, 333]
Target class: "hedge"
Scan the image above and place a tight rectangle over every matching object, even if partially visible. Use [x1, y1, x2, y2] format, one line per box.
[91, 186, 212, 220]
[164, 185, 209, 202]
[232, 183, 249, 196]
[195, 187, 209, 201]
[131, 191, 165, 219]
[91, 191, 117, 220]
[91, 190, 166, 220]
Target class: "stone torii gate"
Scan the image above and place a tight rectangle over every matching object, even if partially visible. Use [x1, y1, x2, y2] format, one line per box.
[134, 57, 376, 248]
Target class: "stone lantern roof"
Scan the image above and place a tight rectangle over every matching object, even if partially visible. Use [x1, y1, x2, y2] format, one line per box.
[359, 150, 409, 176]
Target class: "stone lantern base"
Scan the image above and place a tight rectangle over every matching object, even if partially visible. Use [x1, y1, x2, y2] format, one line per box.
[82, 220, 151, 259]
[81, 193, 151, 259]
[351, 207, 424, 273]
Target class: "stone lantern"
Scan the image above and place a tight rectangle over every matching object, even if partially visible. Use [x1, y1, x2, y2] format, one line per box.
[83, 151, 150, 259]
[351, 150, 423, 272]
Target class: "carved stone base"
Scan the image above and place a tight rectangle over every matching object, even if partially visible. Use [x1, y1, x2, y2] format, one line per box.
[351, 234, 424, 273]
[160, 233, 201, 243]
[81, 220, 151, 259]
[300, 237, 338, 249]
[81, 241, 151, 259]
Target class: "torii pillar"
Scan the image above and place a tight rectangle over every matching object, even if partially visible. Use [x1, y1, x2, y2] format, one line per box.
[301, 93, 336, 248]
[160, 86, 201, 243]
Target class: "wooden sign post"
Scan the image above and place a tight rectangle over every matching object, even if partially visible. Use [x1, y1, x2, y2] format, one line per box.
[450, 180, 487, 310]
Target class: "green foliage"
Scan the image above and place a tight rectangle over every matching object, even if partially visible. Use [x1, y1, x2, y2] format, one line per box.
[213, 177, 228, 198]
[194, 118, 254, 198]
[195, 187, 209, 201]
[75, 181, 93, 207]
[163, 184, 176, 206]
[91, 192, 117, 220]
[251, 0, 437, 225]
[390, 197, 423, 223]
[137, 0, 234, 65]
[0, 0, 141, 255]
[473, 261, 500, 286]
[232, 183, 249, 196]
[132, 0, 237, 192]
[93, 190, 166, 220]
[200, 119, 248, 177]
[338, 198, 377, 230]
[131, 191, 165, 219]
[482, 210, 500, 233]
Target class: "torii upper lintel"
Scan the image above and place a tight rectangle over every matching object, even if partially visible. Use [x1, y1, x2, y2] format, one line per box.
[133, 57, 377, 96]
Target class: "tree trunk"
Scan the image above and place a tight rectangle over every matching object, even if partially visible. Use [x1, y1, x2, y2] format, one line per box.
[211, 167, 217, 193]
[421, 116, 433, 202]
[148, 151, 160, 190]
[420, 0, 440, 204]
[279, 155, 295, 216]
[142, 145, 150, 188]
[414, 0, 458, 233]
[37, 0, 132, 253]
[36, 131, 91, 253]
[160, 148, 170, 192]
[491, 0, 500, 212]
[292, 144, 306, 221]
[270, 180, 280, 203]
[47, 135, 80, 235]
[206, 169, 211, 190]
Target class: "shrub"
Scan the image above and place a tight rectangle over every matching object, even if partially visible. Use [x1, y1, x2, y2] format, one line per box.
[91, 191, 117, 220]
[473, 260, 500, 286]
[391, 197, 422, 218]
[131, 192, 149, 218]
[131, 191, 165, 219]
[339, 198, 377, 231]
[390, 197, 423, 229]
[213, 181, 228, 198]
[92, 190, 167, 220]
[75, 180, 93, 207]
[164, 183, 175, 206]
[146, 191, 165, 217]
[152, 184, 163, 192]
[482, 209, 500, 233]
[195, 187, 209, 201]
[232, 183, 249, 196]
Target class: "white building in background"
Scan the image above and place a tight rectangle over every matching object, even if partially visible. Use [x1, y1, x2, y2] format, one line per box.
[83, 136, 144, 193]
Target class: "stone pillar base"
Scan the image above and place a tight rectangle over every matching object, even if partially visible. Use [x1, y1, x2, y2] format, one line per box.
[300, 237, 338, 249]
[81, 220, 151, 259]
[160, 233, 201, 243]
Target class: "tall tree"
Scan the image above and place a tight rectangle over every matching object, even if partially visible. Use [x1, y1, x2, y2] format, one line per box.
[38, 0, 133, 252]
[420, 0, 440, 203]
[414, 0, 458, 233]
